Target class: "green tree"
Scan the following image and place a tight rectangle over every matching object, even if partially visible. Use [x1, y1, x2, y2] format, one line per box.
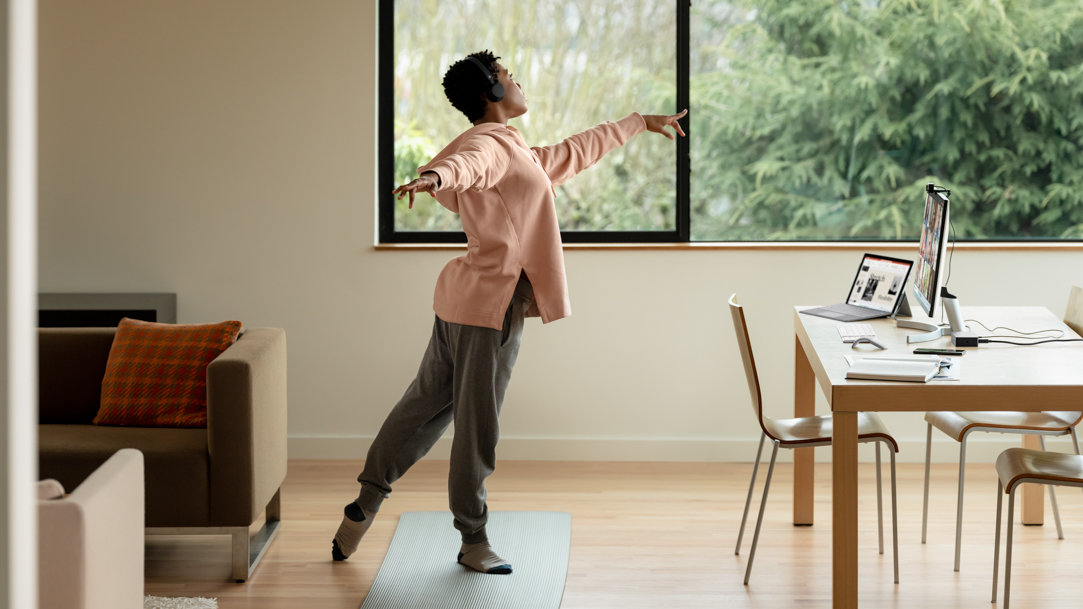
[691, 0, 1083, 240]
[391, 0, 677, 233]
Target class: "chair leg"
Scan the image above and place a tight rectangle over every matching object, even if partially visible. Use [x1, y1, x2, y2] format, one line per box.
[736, 433, 766, 555]
[921, 422, 932, 544]
[954, 437, 968, 571]
[232, 488, 283, 582]
[992, 481, 1003, 603]
[876, 441, 884, 555]
[744, 440, 779, 586]
[1039, 435, 1065, 539]
[266, 487, 282, 521]
[1073, 428, 1083, 500]
[889, 444, 899, 585]
[1004, 488, 1016, 609]
[230, 526, 250, 582]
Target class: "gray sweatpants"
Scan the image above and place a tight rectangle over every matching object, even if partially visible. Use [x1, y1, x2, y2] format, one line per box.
[355, 279, 532, 543]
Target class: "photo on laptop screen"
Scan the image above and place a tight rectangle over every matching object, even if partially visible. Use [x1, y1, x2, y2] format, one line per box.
[847, 255, 911, 313]
[800, 253, 914, 322]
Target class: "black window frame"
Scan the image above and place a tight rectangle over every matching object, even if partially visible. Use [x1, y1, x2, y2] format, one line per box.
[377, 0, 690, 244]
[379, 1, 1083, 246]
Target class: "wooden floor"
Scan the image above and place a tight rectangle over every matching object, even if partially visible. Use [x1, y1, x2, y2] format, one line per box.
[144, 459, 1083, 608]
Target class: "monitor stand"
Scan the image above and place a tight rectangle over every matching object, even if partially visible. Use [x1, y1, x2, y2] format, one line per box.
[896, 288, 972, 344]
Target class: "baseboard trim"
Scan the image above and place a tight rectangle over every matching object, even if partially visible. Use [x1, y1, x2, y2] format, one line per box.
[287, 434, 1081, 463]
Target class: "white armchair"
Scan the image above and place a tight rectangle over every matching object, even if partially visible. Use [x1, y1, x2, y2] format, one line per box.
[37, 448, 144, 609]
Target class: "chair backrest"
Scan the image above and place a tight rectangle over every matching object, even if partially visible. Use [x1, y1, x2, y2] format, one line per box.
[728, 294, 770, 435]
[1066, 285, 1083, 337]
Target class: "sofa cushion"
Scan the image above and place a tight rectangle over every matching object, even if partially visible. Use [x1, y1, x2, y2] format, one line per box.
[93, 318, 242, 428]
[38, 328, 117, 424]
[39, 424, 211, 526]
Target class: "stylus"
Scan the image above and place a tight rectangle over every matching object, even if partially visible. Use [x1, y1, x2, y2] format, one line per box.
[913, 348, 964, 356]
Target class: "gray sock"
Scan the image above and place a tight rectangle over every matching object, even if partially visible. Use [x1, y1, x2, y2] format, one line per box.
[331, 502, 374, 561]
[457, 541, 512, 574]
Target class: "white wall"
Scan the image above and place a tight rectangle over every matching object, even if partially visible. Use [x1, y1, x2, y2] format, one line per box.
[37, 0, 1083, 464]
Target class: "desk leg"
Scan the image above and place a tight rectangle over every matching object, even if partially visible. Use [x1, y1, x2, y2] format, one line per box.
[1021, 434, 1045, 525]
[794, 335, 815, 525]
[833, 410, 859, 609]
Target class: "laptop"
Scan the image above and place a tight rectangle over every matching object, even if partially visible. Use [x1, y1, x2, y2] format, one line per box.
[801, 253, 914, 322]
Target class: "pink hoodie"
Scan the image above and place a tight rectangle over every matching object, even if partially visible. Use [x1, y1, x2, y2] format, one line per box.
[419, 113, 647, 330]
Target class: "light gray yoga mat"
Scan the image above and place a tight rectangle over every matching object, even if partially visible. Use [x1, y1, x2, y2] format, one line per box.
[360, 511, 571, 609]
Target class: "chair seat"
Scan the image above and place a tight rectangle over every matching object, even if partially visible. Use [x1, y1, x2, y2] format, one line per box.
[925, 411, 1081, 442]
[765, 412, 898, 451]
[996, 447, 1083, 492]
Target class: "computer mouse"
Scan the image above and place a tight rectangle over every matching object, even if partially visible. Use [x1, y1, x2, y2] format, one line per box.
[850, 337, 886, 350]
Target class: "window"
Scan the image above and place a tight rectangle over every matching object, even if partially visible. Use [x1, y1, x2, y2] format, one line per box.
[381, 0, 1083, 243]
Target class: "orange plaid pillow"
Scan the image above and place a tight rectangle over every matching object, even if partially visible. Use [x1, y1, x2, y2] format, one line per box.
[93, 318, 242, 427]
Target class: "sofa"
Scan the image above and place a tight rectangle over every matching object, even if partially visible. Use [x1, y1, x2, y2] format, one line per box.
[38, 448, 144, 609]
[38, 325, 288, 582]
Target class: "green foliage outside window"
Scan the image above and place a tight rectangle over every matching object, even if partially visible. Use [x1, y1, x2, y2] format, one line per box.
[390, 0, 677, 234]
[691, 0, 1083, 240]
[387, 0, 1083, 241]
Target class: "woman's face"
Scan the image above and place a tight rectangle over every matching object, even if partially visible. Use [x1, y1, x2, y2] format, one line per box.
[493, 62, 527, 118]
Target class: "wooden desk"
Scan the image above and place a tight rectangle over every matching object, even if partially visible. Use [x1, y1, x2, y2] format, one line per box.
[793, 306, 1083, 608]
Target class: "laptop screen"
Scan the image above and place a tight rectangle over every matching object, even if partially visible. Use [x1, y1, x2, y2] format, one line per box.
[846, 254, 913, 313]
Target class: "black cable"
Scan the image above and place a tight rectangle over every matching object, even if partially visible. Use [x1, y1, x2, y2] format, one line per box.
[945, 216, 955, 287]
[965, 319, 1065, 338]
[979, 338, 1083, 346]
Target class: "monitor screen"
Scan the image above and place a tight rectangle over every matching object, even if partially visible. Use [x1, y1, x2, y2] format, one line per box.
[913, 187, 949, 318]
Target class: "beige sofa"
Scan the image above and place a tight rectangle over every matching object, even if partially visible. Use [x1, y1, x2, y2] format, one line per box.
[38, 448, 144, 609]
[38, 326, 288, 581]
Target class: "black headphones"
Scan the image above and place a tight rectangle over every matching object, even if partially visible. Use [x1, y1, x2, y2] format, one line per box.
[465, 56, 505, 102]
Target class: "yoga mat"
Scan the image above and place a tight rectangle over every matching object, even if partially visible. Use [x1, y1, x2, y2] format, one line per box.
[360, 511, 570, 609]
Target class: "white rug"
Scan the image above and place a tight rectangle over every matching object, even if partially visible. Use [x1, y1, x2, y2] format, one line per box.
[145, 596, 218, 609]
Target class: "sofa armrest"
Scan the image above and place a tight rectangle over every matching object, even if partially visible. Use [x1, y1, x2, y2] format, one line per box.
[38, 448, 144, 609]
[206, 327, 288, 525]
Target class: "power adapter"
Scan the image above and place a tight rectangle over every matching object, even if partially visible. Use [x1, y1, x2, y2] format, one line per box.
[951, 331, 979, 348]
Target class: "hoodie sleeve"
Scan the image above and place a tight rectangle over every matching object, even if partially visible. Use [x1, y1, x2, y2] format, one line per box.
[419, 132, 512, 212]
[530, 113, 647, 187]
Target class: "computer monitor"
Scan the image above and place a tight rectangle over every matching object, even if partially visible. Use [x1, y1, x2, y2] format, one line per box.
[913, 186, 949, 318]
[897, 184, 977, 346]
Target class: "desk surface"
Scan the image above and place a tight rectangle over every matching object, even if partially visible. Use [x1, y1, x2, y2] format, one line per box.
[794, 306, 1083, 413]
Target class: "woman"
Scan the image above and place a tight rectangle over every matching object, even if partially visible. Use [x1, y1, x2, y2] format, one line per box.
[333, 50, 687, 574]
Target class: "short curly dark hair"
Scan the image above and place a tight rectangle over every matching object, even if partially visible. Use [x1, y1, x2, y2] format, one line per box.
[442, 50, 501, 123]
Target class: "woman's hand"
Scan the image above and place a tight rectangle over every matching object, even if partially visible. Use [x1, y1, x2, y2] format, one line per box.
[642, 109, 688, 140]
[392, 172, 440, 209]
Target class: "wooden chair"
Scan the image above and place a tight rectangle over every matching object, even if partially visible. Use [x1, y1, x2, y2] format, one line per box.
[729, 294, 899, 585]
[921, 285, 1083, 571]
[991, 448, 1083, 608]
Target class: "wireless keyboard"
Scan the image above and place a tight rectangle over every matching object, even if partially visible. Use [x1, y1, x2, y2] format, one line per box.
[838, 322, 877, 343]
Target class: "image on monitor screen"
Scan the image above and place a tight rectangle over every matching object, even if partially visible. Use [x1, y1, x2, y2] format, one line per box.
[913, 186, 949, 318]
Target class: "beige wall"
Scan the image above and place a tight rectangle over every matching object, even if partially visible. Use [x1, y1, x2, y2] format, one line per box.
[37, 0, 1083, 464]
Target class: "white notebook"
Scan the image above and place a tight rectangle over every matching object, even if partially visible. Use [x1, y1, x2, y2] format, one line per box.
[845, 355, 942, 382]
